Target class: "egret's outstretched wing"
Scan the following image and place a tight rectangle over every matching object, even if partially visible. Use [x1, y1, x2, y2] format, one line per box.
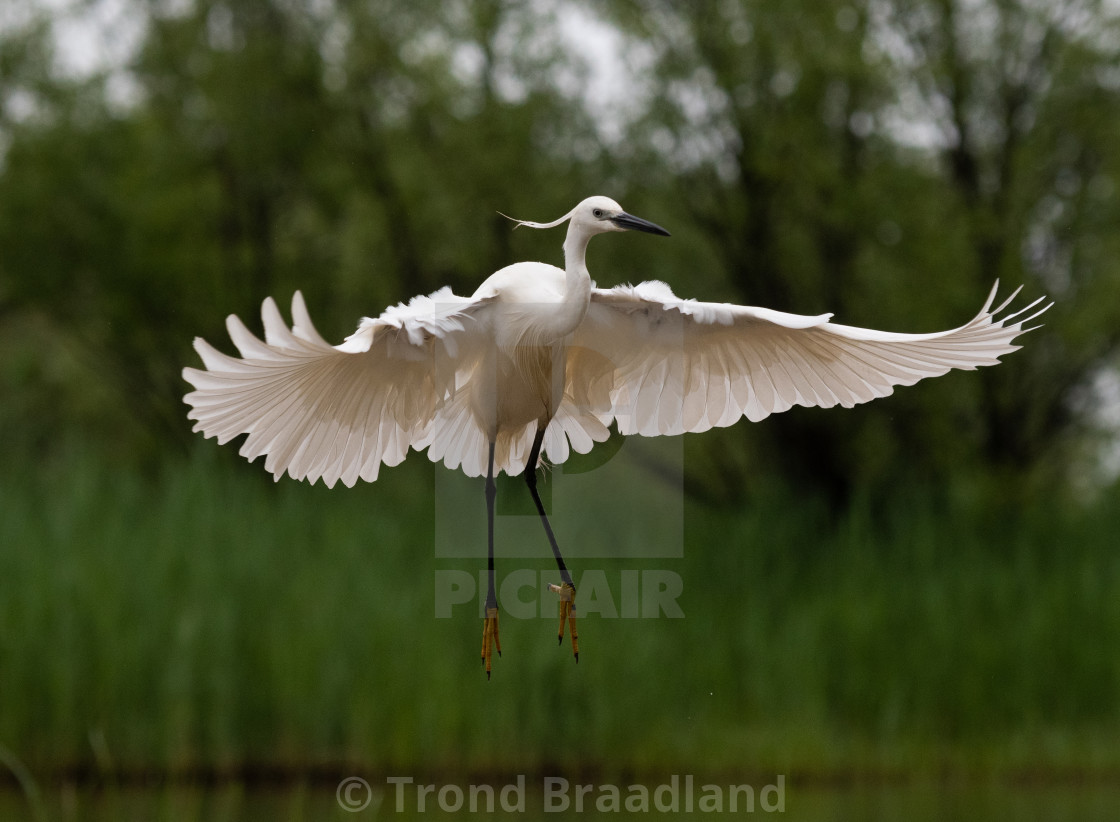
[569, 281, 1049, 436]
[182, 288, 493, 488]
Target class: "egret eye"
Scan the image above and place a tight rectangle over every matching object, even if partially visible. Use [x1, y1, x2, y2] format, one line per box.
[593, 209, 604, 219]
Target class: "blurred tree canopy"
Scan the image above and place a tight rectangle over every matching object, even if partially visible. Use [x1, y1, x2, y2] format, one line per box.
[2, 0, 1118, 509]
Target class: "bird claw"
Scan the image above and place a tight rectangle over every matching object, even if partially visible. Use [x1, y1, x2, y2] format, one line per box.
[550, 582, 579, 662]
[481, 606, 501, 679]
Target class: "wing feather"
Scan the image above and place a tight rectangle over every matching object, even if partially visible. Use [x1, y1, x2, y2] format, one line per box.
[570, 281, 1049, 435]
[183, 289, 495, 487]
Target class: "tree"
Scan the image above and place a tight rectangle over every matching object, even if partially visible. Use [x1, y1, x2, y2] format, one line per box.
[0, 0, 610, 464]
[603, 0, 1120, 506]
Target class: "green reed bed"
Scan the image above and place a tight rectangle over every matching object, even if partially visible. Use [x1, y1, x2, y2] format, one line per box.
[1, 446, 1118, 781]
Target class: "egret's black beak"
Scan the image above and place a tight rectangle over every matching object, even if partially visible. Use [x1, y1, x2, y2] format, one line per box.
[611, 211, 671, 237]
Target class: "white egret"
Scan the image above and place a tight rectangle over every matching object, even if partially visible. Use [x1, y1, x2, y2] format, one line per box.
[183, 195, 1048, 678]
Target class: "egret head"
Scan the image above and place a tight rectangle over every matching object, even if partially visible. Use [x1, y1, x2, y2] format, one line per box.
[503, 196, 671, 238]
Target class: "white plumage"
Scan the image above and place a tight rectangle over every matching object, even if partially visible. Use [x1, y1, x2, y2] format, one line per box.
[183, 196, 1048, 489]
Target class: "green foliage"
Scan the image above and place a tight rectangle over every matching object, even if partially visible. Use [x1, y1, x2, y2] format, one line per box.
[2, 447, 1119, 778]
[1, 0, 608, 461]
[604, 0, 1120, 504]
[2, 0, 1119, 505]
[3, 0, 1120, 783]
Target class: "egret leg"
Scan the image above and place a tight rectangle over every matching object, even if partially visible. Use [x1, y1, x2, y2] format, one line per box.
[525, 429, 579, 663]
[482, 442, 500, 679]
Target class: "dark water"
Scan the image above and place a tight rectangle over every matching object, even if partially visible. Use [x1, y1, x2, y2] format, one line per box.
[2, 782, 1118, 821]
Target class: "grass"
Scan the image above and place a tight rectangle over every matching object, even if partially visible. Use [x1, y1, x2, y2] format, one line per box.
[1, 442, 1119, 782]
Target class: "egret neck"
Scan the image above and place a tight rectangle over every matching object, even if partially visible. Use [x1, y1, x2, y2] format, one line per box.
[555, 221, 594, 337]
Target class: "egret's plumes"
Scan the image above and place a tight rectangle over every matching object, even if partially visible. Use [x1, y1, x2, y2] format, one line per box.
[182, 195, 1049, 674]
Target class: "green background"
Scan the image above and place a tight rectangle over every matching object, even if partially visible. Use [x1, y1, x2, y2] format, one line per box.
[2, 0, 1119, 816]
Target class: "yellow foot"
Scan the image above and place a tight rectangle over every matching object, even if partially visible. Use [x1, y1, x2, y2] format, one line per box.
[548, 582, 579, 663]
[481, 606, 501, 680]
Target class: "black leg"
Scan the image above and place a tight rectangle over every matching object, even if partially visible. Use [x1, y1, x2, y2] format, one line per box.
[481, 442, 500, 677]
[485, 441, 497, 611]
[525, 428, 579, 661]
[525, 429, 575, 587]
